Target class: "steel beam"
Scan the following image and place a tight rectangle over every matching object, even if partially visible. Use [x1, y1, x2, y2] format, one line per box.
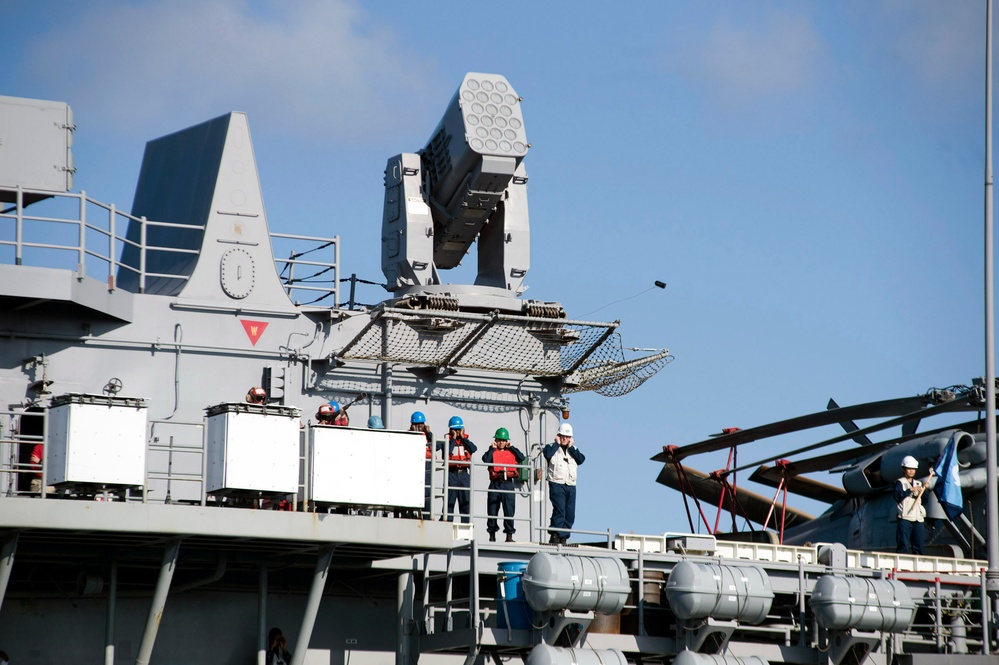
[291, 546, 334, 665]
[0, 531, 18, 617]
[135, 538, 181, 665]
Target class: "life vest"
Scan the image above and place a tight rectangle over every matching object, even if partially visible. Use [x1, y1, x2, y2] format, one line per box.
[489, 448, 519, 481]
[896, 478, 927, 522]
[449, 438, 472, 470]
[546, 445, 579, 485]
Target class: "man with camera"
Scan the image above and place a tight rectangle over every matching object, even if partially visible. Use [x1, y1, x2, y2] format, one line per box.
[482, 427, 526, 542]
[543, 423, 585, 545]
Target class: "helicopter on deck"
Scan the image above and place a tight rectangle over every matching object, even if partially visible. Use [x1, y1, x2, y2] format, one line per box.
[652, 380, 994, 558]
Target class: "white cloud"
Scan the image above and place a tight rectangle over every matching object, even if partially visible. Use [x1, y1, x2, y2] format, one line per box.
[19, 0, 442, 144]
[666, 9, 823, 108]
[878, 0, 982, 91]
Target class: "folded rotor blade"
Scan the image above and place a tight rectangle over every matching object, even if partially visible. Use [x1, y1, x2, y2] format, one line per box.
[748, 465, 847, 504]
[655, 464, 814, 529]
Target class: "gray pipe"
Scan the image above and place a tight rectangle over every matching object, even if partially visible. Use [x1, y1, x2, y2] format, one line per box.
[174, 552, 226, 593]
[291, 546, 334, 665]
[135, 538, 181, 665]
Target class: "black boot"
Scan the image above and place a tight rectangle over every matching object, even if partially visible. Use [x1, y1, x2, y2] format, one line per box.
[559, 536, 568, 545]
[505, 533, 515, 543]
[548, 534, 559, 545]
[488, 532, 496, 542]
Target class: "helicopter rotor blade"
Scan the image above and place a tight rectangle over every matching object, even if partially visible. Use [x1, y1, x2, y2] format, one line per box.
[723, 397, 970, 477]
[652, 394, 932, 462]
[828, 398, 873, 446]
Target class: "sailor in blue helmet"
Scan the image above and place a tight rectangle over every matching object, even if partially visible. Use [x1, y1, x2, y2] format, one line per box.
[444, 415, 477, 523]
[411, 411, 435, 519]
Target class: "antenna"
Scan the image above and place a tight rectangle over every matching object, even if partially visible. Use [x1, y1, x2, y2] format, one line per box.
[576, 280, 667, 319]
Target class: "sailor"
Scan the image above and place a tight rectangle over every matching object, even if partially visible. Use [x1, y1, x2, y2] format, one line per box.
[246, 387, 267, 404]
[482, 427, 525, 542]
[543, 422, 585, 545]
[411, 411, 435, 519]
[410, 411, 433, 446]
[316, 401, 348, 426]
[444, 416, 477, 523]
[894, 455, 936, 554]
[367, 415, 385, 429]
[266, 627, 291, 665]
[332, 401, 350, 426]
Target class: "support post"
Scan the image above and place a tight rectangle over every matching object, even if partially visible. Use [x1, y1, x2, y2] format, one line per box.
[0, 531, 18, 617]
[135, 538, 181, 665]
[397, 559, 416, 665]
[258, 563, 268, 665]
[290, 547, 334, 665]
[105, 558, 117, 665]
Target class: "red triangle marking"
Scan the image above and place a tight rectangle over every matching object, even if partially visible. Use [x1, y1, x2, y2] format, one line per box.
[240, 319, 269, 346]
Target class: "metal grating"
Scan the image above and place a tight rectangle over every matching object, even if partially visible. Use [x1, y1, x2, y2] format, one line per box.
[335, 308, 671, 396]
[565, 333, 674, 397]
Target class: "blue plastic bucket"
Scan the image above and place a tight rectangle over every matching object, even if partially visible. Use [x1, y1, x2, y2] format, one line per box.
[496, 561, 531, 629]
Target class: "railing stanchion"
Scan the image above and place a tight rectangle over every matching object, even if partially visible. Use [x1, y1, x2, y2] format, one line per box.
[78, 191, 87, 277]
[139, 216, 147, 294]
[15, 186, 23, 265]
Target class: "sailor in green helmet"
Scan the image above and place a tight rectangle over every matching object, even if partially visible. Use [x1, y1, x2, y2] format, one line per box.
[481, 427, 526, 542]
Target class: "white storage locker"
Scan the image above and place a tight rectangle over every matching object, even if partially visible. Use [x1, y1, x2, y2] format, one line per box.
[47, 394, 148, 486]
[206, 403, 300, 494]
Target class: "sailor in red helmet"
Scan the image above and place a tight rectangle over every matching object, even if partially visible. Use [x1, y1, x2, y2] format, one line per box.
[246, 387, 267, 405]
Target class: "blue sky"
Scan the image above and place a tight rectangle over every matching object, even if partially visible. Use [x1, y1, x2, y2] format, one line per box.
[1, 1, 990, 536]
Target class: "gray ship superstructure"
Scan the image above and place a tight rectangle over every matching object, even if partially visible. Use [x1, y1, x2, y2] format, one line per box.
[0, 78, 994, 665]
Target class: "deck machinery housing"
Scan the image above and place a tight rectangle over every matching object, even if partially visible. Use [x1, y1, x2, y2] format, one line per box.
[0, 79, 992, 665]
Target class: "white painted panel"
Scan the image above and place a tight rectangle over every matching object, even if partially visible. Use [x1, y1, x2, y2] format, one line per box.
[310, 427, 424, 507]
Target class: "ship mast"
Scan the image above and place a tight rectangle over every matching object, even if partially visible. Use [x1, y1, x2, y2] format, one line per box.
[984, 0, 999, 629]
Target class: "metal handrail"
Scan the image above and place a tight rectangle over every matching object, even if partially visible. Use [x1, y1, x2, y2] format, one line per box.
[0, 185, 339, 304]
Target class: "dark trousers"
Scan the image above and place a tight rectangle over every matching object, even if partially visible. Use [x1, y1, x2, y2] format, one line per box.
[896, 519, 925, 554]
[446, 470, 470, 523]
[548, 482, 576, 539]
[487, 479, 516, 534]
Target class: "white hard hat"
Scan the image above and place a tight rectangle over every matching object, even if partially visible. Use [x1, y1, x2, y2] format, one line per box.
[557, 423, 573, 437]
[901, 455, 919, 469]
